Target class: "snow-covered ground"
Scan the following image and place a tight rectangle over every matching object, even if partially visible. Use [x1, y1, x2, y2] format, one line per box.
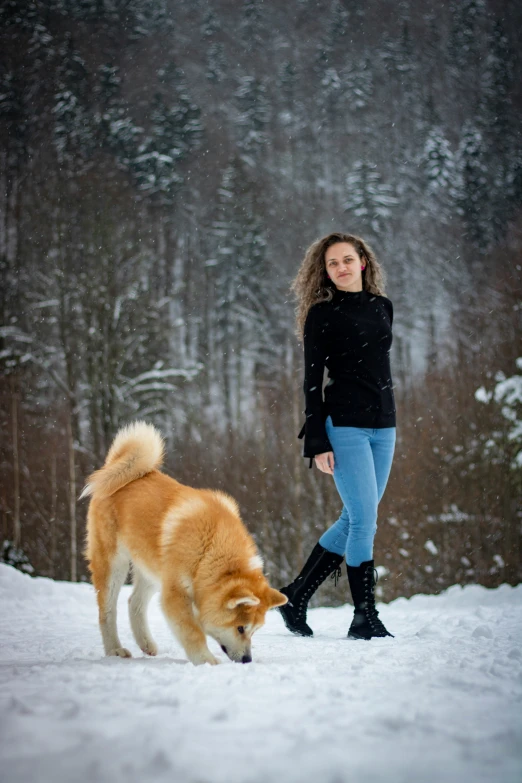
[0, 564, 521, 783]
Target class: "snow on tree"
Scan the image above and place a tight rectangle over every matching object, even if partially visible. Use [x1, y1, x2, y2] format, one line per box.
[201, 8, 221, 38]
[423, 128, 455, 195]
[206, 43, 227, 83]
[114, 66, 202, 202]
[344, 160, 399, 239]
[96, 64, 121, 102]
[53, 89, 93, 164]
[234, 76, 270, 160]
[240, 0, 265, 45]
[454, 122, 490, 244]
[448, 0, 487, 76]
[475, 358, 522, 471]
[479, 19, 518, 240]
[0, 539, 34, 574]
[208, 160, 278, 431]
[315, 0, 350, 71]
[53, 0, 171, 35]
[321, 68, 342, 95]
[420, 126, 459, 222]
[52, 39, 94, 166]
[342, 57, 374, 110]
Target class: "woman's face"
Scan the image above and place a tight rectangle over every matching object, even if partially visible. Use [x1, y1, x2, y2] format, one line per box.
[324, 242, 365, 292]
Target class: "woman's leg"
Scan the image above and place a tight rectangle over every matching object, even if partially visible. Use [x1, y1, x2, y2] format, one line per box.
[333, 428, 379, 566]
[318, 505, 351, 556]
[320, 422, 397, 563]
[318, 417, 352, 555]
[319, 421, 378, 566]
[370, 427, 396, 503]
[325, 424, 396, 640]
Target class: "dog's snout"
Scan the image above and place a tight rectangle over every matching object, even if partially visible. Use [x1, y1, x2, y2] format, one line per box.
[221, 645, 228, 654]
[241, 654, 252, 664]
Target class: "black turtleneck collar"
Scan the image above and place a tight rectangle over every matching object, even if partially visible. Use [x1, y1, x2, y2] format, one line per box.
[332, 287, 367, 302]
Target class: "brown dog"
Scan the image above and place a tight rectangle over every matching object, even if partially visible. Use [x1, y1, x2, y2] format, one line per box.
[82, 422, 287, 665]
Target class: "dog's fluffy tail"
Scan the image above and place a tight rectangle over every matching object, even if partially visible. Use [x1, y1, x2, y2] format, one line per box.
[80, 421, 164, 501]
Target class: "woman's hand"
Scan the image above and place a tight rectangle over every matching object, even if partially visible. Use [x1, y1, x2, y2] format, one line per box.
[314, 451, 335, 474]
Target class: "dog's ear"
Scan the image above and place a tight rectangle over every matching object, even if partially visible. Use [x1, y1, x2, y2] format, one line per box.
[226, 591, 261, 609]
[266, 587, 288, 608]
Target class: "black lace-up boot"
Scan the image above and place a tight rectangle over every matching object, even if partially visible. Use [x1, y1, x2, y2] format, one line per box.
[278, 543, 344, 637]
[346, 560, 394, 640]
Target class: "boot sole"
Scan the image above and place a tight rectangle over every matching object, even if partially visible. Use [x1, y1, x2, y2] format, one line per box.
[347, 631, 371, 641]
[278, 608, 313, 637]
[286, 627, 313, 637]
[347, 631, 394, 640]
[281, 618, 314, 637]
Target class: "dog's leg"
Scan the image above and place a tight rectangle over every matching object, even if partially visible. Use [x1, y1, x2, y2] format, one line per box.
[129, 566, 159, 656]
[91, 546, 132, 658]
[161, 581, 219, 666]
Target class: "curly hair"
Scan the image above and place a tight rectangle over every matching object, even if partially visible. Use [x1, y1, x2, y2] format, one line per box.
[290, 232, 387, 339]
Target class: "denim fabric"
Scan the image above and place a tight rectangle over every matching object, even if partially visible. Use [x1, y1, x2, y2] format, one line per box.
[318, 416, 396, 566]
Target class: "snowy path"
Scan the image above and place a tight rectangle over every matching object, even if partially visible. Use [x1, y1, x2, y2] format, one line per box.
[0, 565, 521, 783]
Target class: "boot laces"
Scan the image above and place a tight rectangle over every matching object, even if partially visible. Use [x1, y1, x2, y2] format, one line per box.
[363, 567, 387, 630]
[295, 562, 342, 612]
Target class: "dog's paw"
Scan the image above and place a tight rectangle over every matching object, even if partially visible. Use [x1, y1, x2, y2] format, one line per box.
[141, 641, 158, 656]
[190, 650, 220, 666]
[108, 647, 132, 658]
[202, 655, 220, 666]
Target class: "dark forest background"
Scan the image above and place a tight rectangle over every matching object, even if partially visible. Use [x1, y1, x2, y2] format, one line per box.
[1, 0, 521, 604]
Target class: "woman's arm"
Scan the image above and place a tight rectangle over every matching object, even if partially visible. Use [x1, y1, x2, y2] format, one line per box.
[301, 305, 333, 461]
[382, 296, 393, 326]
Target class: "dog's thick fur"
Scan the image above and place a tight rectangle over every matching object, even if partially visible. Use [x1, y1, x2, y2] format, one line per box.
[83, 422, 287, 665]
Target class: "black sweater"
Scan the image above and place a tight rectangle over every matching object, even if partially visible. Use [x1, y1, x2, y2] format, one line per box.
[299, 288, 396, 462]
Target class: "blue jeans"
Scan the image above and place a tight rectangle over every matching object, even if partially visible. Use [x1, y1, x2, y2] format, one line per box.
[319, 417, 396, 566]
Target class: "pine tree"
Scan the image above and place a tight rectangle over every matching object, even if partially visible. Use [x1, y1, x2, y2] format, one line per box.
[206, 42, 226, 83]
[479, 19, 518, 239]
[240, 0, 264, 45]
[201, 8, 220, 38]
[344, 160, 399, 239]
[422, 127, 457, 220]
[96, 62, 142, 173]
[315, 0, 350, 71]
[209, 161, 274, 432]
[0, 71, 27, 161]
[278, 60, 297, 101]
[52, 36, 94, 166]
[97, 64, 120, 102]
[234, 76, 269, 160]
[454, 122, 490, 246]
[342, 55, 374, 110]
[131, 70, 202, 202]
[448, 0, 487, 77]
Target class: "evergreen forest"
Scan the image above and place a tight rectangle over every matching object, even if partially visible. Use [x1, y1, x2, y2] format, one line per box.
[1, 0, 521, 602]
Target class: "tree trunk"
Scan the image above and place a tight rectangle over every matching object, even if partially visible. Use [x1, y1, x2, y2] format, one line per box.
[67, 410, 77, 582]
[11, 375, 21, 548]
[50, 453, 57, 578]
[291, 343, 304, 567]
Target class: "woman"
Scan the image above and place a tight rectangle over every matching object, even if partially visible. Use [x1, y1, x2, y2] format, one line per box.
[279, 232, 396, 640]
